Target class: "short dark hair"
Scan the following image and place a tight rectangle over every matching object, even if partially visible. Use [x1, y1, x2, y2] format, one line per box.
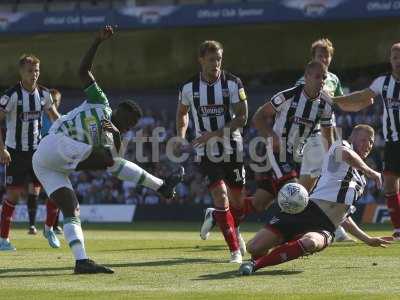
[118, 100, 143, 120]
[198, 40, 223, 57]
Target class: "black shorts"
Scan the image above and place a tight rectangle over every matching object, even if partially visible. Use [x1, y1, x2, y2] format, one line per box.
[384, 142, 400, 175]
[265, 201, 335, 244]
[255, 152, 300, 196]
[5, 147, 40, 188]
[199, 154, 245, 190]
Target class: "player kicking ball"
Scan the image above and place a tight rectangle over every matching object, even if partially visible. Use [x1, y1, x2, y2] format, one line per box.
[32, 26, 183, 274]
[239, 125, 390, 275]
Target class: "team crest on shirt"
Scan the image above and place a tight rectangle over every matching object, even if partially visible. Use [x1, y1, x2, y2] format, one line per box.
[193, 92, 200, 99]
[199, 104, 226, 117]
[222, 89, 230, 98]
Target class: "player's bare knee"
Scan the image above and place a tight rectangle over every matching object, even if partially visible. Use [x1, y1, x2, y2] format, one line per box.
[300, 234, 324, 253]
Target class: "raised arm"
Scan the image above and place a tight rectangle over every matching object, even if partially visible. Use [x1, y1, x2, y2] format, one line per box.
[79, 25, 114, 88]
[333, 89, 375, 112]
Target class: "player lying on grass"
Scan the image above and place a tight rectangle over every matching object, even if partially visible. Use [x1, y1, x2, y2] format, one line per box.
[32, 25, 183, 274]
[239, 124, 390, 275]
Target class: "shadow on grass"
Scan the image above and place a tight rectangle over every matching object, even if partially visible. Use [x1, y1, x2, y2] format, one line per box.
[0, 257, 223, 278]
[195, 269, 303, 280]
[100, 244, 226, 253]
[110, 257, 223, 268]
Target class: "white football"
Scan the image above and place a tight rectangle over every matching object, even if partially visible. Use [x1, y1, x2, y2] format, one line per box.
[277, 182, 309, 214]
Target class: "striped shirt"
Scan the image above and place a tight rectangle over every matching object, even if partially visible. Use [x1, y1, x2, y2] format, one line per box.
[0, 82, 53, 151]
[179, 71, 247, 156]
[270, 84, 334, 157]
[50, 82, 113, 146]
[310, 140, 367, 205]
[296, 71, 342, 135]
[369, 74, 400, 142]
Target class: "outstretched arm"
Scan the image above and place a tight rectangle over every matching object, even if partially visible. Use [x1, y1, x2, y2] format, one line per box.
[333, 89, 375, 112]
[79, 25, 114, 88]
[341, 217, 391, 247]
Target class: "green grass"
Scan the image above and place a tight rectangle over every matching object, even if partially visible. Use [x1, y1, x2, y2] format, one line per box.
[1, 222, 399, 300]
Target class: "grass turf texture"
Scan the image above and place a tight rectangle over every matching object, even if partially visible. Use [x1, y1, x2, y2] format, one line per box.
[0, 222, 399, 300]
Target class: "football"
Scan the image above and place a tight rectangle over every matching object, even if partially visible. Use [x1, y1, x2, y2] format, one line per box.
[277, 182, 309, 214]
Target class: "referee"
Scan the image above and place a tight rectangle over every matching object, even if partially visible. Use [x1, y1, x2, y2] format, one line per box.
[0, 54, 60, 251]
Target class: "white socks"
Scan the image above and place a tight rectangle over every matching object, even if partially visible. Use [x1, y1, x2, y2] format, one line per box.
[63, 217, 87, 260]
[108, 158, 164, 191]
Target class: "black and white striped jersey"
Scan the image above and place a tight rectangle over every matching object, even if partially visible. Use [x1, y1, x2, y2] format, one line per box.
[270, 84, 334, 156]
[310, 140, 367, 205]
[370, 74, 400, 142]
[0, 82, 53, 151]
[179, 71, 247, 156]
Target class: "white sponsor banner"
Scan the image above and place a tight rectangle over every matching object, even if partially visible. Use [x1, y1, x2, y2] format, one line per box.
[10, 204, 136, 223]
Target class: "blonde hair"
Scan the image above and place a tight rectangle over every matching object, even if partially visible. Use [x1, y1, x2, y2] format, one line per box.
[352, 124, 375, 137]
[311, 38, 334, 58]
[50, 88, 61, 108]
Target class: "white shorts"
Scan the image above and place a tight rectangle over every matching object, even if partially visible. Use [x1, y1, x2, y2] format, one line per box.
[32, 133, 92, 196]
[300, 133, 325, 178]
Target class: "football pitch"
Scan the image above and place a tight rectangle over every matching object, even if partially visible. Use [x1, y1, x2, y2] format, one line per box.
[1, 222, 399, 300]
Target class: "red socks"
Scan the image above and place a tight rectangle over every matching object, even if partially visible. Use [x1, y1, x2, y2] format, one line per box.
[243, 196, 256, 215]
[45, 199, 59, 228]
[213, 208, 239, 252]
[253, 239, 305, 270]
[0, 200, 15, 239]
[229, 205, 244, 228]
[385, 193, 400, 230]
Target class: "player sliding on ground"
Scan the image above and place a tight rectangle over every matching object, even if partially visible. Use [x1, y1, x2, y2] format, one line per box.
[239, 124, 390, 275]
[33, 26, 183, 274]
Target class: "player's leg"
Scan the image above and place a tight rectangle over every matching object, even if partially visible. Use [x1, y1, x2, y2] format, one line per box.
[53, 210, 62, 234]
[198, 157, 241, 262]
[26, 183, 41, 235]
[0, 149, 26, 250]
[383, 142, 400, 239]
[32, 139, 113, 274]
[239, 226, 283, 275]
[45, 197, 60, 234]
[0, 187, 20, 250]
[49, 187, 112, 274]
[383, 173, 400, 239]
[78, 148, 183, 198]
[225, 160, 247, 256]
[210, 181, 242, 262]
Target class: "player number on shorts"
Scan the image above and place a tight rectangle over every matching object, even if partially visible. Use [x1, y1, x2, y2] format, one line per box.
[233, 168, 245, 182]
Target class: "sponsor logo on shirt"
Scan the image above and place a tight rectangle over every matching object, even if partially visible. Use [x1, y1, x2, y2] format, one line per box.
[386, 97, 400, 109]
[292, 116, 315, 127]
[20, 111, 41, 122]
[199, 104, 226, 117]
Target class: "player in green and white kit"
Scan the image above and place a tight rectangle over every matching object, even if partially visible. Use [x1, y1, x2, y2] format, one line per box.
[33, 26, 183, 274]
[297, 38, 353, 242]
